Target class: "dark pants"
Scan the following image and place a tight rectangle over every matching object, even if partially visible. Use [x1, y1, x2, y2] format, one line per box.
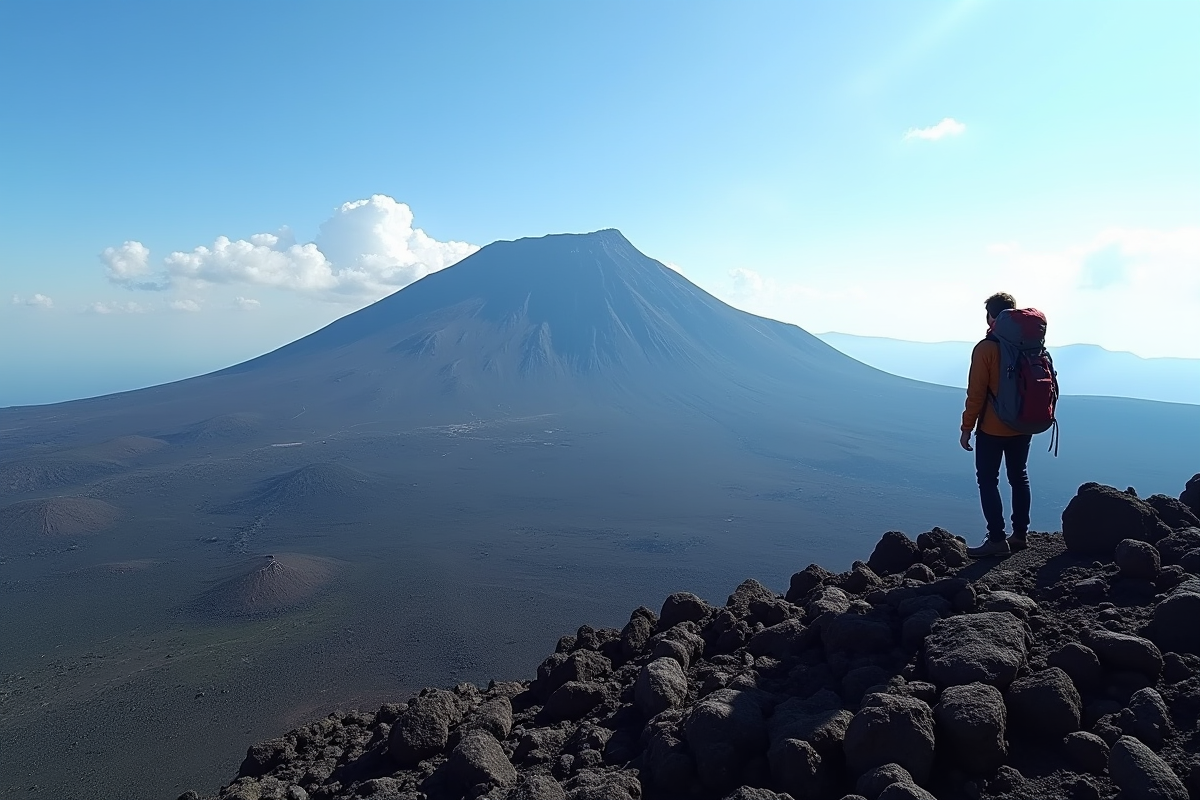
[975, 431, 1032, 541]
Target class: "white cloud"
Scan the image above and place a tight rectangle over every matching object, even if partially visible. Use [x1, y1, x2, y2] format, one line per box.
[903, 117, 966, 141]
[233, 296, 261, 311]
[105, 195, 479, 303]
[11, 293, 54, 309]
[168, 299, 201, 312]
[87, 300, 147, 315]
[101, 241, 163, 289]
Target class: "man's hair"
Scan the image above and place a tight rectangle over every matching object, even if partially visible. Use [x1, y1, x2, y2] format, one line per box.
[984, 292, 1017, 318]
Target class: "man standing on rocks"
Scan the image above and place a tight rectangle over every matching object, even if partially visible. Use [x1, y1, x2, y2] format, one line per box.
[960, 292, 1032, 558]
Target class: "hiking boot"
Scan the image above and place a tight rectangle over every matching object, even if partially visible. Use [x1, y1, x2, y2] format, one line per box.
[967, 538, 1010, 558]
[1008, 532, 1029, 551]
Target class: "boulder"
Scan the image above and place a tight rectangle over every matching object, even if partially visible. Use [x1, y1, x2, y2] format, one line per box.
[787, 563, 833, 603]
[1151, 584, 1200, 654]
[508, 775, 568, 800]
[807, 586, 851, 619]
[636, 658, 688, 718]
[823, 611, 896, 656]
[934, 682, 1007, 774]
[1062, 483, 1172, 556]
[545, 680, 606, 722]
[924, 612, 1028, 688]
[868, 531, 921, 576]
[979, 590, 1039, 620]
[747, 618, 808, 661]
[721, 788, 796, 800]
[767, 737, 832, 800]
[1082, 629, 1163, 679]
[1108, 736, 1188, 800]
[619, 614, 655, 659]
[843, 694, 936, 784]
[1047, 642, 1104, 691]
[1145, 493, 1200, 531]
[660, 592, 710, 629]
[1122, 687, 1172, 749]
[1115, 539, 1161, 580]
[683, 688, 770, 793]
[842, 562, 884, 595]
[1005, 667, 1081, 738]
[1180, 473, 1200, 516]
[389, 689, 463, 766]
[903, 563, 936, 583]
[445, 730, 518, 790]
[1063, 731, 1110, 775]
[727, 579, 789, 625]
[458, 696, 513, 742]
[545, 650, 612, 695]
[901, 609, 941, 651]
[877, 785, 936, 800]
[856, 763, 913, 799]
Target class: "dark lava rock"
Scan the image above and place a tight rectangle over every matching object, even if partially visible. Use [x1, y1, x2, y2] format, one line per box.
[843, 693, 936, 784]
[1063, 731, 1110, 775]
[635, 657, 688, 717]
[868, 531, 921, 576]
[979, 590, 1039, 619]
[1048, 642, 1104, 691]
[808, 586, 851, 619]
[389, 688, 463, 766]
[457, 696, 513, 743]
[660, 592, 710, 629]
[683, 688, 770, 793]
[545, 680, 606, 722]
[901, 608, 941, 651]
[721, 788, 794, 800]
[924, 612, 1028, 688]
[238, 736, 295, 778]
[619, 613, 655, 660]
[1062, 482, 1172, 556]
[766, 737, 830, 799]
[1005, 667, 1081, 738]
[1108, 735, 1188, 800]
[787, 563, 833, 603]
[856, 763, 914, 799]
[1181, 473, 1200, 516]
[545, 650, 612, 696]
[1122, 687, 1172, 749]
[823, 610, 896, 656]
[903, 563, 935, 583]
[747, 618, 808, 661]
[509, 775, 568, 800]
[1082, 629, 1163, 679]
[446, 730, 518, 790]
[1146, 493, 1200, 531]
[1151, 581, 1200, 654]
[1116, 539, 1161, 580]
[934, 682, 1007, 774]
[727, 578, 787, 625]
[877, 784, 936, 800]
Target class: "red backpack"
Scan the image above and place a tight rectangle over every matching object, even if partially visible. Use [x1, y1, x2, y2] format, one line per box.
[987, 308, 1060, 453]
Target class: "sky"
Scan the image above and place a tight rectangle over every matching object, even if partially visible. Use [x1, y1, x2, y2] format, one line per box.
[2, 1, 1197, 406]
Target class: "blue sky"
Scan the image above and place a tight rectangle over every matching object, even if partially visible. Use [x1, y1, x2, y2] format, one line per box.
[2, 1, 1197, 405]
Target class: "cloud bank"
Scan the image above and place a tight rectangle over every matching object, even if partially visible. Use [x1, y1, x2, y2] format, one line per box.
[904, 117, 966, 141]
[12, 293, 54, 309]
[101, 196, 478, 303]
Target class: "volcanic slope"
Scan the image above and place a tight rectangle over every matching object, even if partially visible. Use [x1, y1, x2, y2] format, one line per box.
[0, 496, 121, 538]
[189, 553, 343, 618]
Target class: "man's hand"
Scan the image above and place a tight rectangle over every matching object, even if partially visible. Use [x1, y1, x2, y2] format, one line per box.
[960, 430, 973, 451]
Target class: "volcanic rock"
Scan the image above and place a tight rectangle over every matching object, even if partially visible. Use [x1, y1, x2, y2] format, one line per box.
[843, 693, 936, 785]
[934, 682, 1008, 774]
[1115, 539, 1161, 580]
[660, 592, 710, 629]
[1108, 736, 1188, 800]
[1181, 474, 1200, 516]
[1150, 581, 1200, 654]
[1004, 667, 1081, 738]
[1145, 493, 1200, 530]
[636, 658, 688, 717]
[867, 531, 921, 576]
[1081, 629, 1163, 679]
[924, 612, 1028, 688]
[1063, 731, 1110, 775]
[1062, 483, 1172, 556]
[683, 688, 771, 793]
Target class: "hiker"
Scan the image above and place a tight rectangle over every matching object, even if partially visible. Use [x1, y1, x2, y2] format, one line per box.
[960, 292, 1059, 558]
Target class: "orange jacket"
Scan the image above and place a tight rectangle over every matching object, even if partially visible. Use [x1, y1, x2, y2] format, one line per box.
[961, 339, 1023, 436]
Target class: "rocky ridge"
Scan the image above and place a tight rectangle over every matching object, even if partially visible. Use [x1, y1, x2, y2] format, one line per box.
[184, 475, 1200, 800]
